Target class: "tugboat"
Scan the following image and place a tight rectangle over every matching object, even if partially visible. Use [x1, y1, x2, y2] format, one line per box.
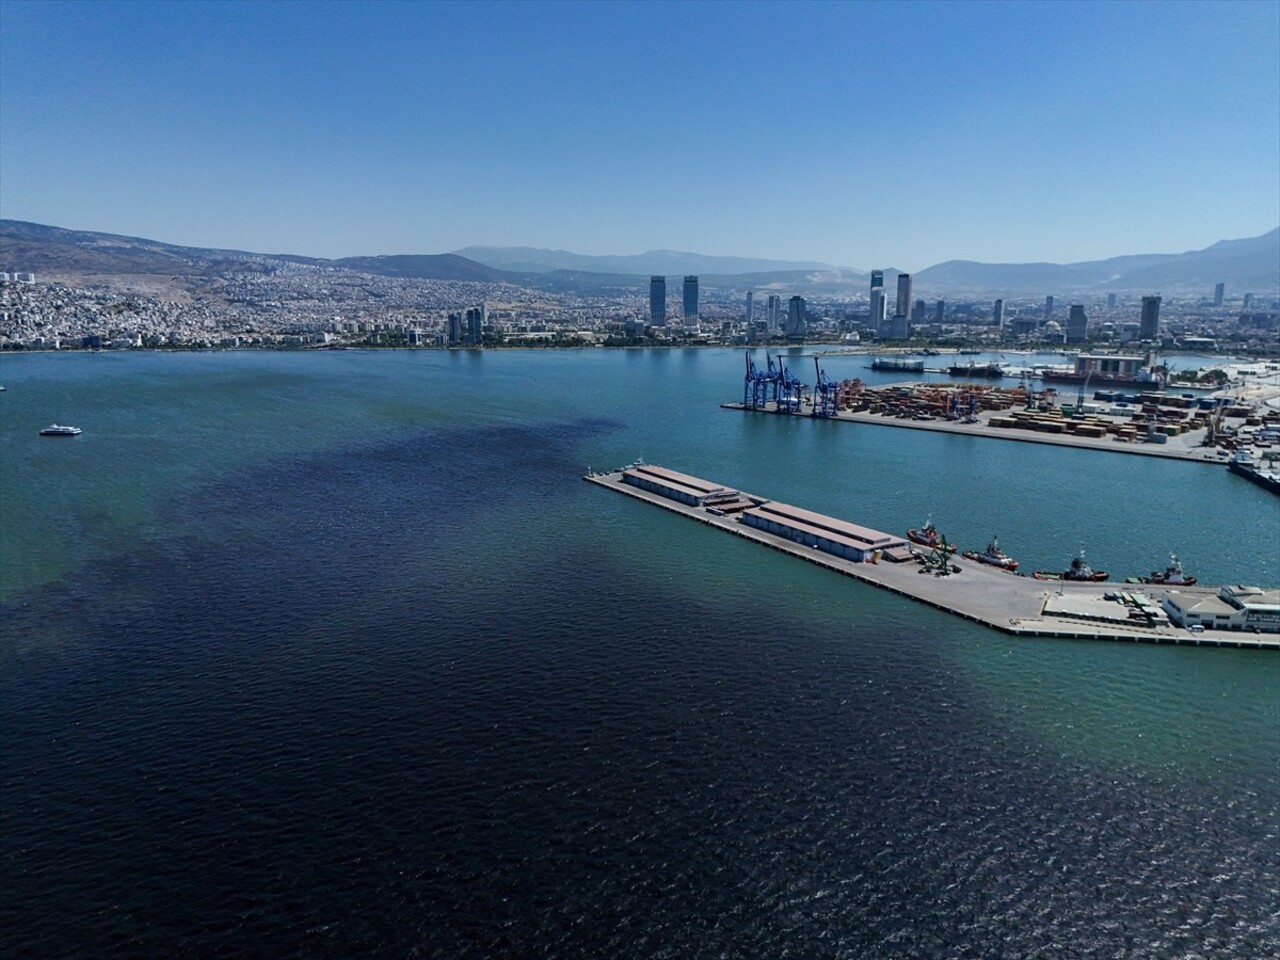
[962, 536, 1019, 571]
[39, 423, 82, 437]
[906, 517, 956, 553]
[1033, 548, 1108, 582]
[1134, 553, 1197, 586]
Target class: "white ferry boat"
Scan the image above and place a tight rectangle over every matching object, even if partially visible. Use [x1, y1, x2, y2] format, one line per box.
[39, 424, 82, 436]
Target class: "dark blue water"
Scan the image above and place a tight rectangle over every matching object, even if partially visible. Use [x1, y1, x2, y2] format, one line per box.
[3, 413, 1277, 958]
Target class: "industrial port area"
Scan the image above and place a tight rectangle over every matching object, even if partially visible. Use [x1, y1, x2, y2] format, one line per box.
[723, 352, 1280, 487]
[586, 463, 1280, 649]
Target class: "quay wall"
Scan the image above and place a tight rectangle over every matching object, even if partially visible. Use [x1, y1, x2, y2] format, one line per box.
[721, 403, 1233, 466]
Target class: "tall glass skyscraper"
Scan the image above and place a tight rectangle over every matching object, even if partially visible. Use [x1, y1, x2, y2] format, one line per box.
[649, 276, 666, 325]
[1066, 304, 1088, 343]
[895, 273, 913, 319]
[682, 276, 699, 325]
[1140, 296, 1161, 340]
[786, 296, 806, 339]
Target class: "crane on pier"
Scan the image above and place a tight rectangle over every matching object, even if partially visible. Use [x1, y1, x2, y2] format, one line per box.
[743, 351, 780, 410]
[812, 357, 840, 418]
[775, 356, 805, 414]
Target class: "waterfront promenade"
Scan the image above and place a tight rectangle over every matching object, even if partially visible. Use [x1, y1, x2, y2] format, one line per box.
[587, 469, 1278, 650]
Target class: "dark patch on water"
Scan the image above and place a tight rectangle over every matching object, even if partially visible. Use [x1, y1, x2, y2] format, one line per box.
[2, 420, 1277, 958]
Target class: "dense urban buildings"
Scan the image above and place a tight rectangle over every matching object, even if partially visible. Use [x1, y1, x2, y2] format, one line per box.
[1, 262, 1276, 354]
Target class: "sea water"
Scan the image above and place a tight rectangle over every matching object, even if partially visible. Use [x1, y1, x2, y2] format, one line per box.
[1, 348, 1277, 957]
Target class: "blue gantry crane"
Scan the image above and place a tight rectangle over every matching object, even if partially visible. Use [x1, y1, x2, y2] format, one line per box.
[743, 351, 780, 410]
[776, 356, 805, 414]
[812, 357, 839, 418]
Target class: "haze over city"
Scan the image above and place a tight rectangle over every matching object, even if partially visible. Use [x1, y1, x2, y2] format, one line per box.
[1, 0, 1277, 269]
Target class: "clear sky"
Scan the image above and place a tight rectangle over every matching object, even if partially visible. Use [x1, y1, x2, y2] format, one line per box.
[1, 0, 1277, 270]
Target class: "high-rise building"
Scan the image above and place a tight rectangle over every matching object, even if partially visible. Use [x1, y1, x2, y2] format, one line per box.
[447, 311, 463, 344]
[1214, 282, 1225, 307]
[465, 306, 484, 345]
[895, 273, 913, 320]
[935, 300, 945, 323]
[870, 269, 884, 295]
[1243, 292, 1254, 310]
[683, 276, 699, 324]
[890, 315, 910, 339]
[1045, 295, 1055, 316]
[869, 288, 887, 327]
[1139, 295, 1161, 340]
[1107, 293, 1117, 309]
[745, 291, 753, 324]
[992, 299, 1005, 329]
[649, 276, 667, 325]
[786, 296, 806, 339]
[767, 294, 781, 333]
[1066, 304, 1088, 343]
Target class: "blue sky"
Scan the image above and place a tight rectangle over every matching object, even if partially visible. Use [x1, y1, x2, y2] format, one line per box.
[1, 0, 1277, 269]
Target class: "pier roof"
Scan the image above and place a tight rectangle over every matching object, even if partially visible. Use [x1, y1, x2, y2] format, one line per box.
[748, 500, 902, 549]
[628, 464, 735, 496]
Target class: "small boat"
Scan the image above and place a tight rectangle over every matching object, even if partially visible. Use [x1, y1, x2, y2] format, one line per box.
[1135, 553, 1196, 586]
[906, 517, 956, 553]
[962, 536, 1019, 570]
[1033, 548, 1108, 582]
[39, 423, 82, 437]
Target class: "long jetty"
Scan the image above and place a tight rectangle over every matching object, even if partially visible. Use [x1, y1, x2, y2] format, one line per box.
[586, 466, 1278, 650]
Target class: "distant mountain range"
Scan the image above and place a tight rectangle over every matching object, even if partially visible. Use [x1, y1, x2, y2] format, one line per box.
[1, 219, 1275, 298]
[452, 246, 838, 276]
[915, 229, 1280, 296]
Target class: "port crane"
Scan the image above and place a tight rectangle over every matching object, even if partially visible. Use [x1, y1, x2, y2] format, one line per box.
[811, 357, 840, 418]
[743, 351, 781, 410]
[775, 356, 805, 414]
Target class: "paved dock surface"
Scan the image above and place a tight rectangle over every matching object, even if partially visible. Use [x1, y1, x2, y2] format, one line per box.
[722, 402, 1233, 465]
[586, 471, 1278, 650]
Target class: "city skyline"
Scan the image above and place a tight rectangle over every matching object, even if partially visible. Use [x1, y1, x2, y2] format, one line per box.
[0, 1, 1277, 270]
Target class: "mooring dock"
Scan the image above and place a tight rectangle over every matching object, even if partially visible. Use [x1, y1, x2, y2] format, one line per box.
[585, 466, 1279, 650]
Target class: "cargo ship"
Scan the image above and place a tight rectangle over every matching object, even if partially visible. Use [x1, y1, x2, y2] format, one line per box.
[1038, 354, 1164, 386]
[871, 357, 925, 373]
[947, 362, 1004, 379]
[1227, 450, 1280, 495]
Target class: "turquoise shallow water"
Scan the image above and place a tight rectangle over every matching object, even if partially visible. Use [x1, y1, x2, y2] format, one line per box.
[1, 348, 1277, 957]
[3, 348, 1275, 599]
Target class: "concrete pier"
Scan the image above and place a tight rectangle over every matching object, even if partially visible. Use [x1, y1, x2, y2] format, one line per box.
[586, 468, 1279, 650]
[722, 401, 1237, 465]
